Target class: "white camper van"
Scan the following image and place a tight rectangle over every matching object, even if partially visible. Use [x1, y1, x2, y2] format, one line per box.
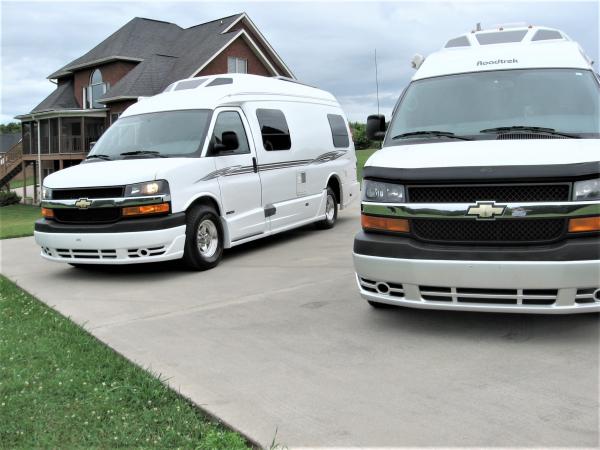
[35, 74, 359, 270]
[354, 25, 600, 313]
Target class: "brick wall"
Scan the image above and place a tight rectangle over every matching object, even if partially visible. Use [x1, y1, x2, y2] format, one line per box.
[228, 22, 289, 76]
[198, 35, 272, 77]
[73, 61, 138, 107]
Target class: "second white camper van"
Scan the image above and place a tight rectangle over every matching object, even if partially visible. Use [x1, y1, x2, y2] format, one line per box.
[35, 74, 360, 270]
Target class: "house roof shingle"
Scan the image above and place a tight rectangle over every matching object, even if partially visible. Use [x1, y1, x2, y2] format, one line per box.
[29, 13, 292, 115]
[31, 79, 79, 113]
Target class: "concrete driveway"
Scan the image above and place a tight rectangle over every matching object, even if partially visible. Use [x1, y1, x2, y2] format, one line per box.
[1, 202, 598, 448]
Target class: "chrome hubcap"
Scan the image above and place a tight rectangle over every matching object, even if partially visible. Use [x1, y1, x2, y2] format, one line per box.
[196, 219, 218, 258]
[325, 194, 335, 221]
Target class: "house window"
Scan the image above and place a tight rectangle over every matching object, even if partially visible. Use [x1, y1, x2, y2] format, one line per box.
[227, 57, 247, 74]
[85, 69, 108, 109]
[256, 109, 291, 151]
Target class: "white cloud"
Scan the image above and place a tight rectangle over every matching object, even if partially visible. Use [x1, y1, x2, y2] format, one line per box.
[1, 1, 598, 123]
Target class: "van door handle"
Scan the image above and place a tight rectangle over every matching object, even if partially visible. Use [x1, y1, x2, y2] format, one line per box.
[252, 157, 258, 173]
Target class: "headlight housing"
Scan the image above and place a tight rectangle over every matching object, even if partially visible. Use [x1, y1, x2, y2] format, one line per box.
[124, 180, 170, 197]
[573, 178, 600, 201]
[42, 186, 52, 200]
[362, 180, 405, 203]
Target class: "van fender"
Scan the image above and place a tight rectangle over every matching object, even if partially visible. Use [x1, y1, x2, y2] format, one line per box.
[181, 192, 232, 248]
[324, 172, 344, 209]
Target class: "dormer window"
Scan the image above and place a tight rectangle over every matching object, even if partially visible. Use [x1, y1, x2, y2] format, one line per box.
[84, 69, 108, 109]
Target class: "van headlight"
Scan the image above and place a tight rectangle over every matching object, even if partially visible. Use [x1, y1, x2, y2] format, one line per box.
[124, 180, 170, 197]
[42, 186, 52, 200]
[573, 178, 600, 201]
[362, 180, 405, 203]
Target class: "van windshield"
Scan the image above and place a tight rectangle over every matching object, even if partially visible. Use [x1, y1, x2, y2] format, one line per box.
[89, 109, 212, 159]
[386, 68, 600, 145]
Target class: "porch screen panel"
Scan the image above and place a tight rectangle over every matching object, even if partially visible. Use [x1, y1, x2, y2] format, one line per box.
[40, 120, 49, 154]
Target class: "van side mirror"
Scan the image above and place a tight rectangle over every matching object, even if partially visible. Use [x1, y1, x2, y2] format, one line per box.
[214, 131, 239, 153]
[89, 141, 96, 151]
[366, 115, 386, 141]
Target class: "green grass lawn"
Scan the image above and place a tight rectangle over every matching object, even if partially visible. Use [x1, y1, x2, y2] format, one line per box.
[9, 177, 35, 189]
[0, 204, 41, 239]
[356, 147, 379, 181]
[0, 276, 250, 449]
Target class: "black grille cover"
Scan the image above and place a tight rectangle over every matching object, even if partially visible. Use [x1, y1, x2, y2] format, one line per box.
[52, 186, 124, 200]
[54, 208, 121, 224]
[412, 218, 566, 244]
[408, 184, 570, 203]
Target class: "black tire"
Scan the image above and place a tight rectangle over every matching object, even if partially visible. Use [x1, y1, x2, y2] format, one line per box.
[368, 300, 396, 309]
[315, 186, 338, 229]
[182, 204, 224, 270]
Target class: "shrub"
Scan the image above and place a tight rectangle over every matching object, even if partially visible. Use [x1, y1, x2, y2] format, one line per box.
[349, 122, 373, 150]
[0, 191, 21, 206]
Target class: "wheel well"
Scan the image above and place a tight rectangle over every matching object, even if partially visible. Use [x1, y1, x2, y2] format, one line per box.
[327, 176, 341, 204]
[186, 196, 222, 216]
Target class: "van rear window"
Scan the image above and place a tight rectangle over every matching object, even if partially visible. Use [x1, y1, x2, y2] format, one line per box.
[327, 114, 350, 148]
[256, 109, 292, 151]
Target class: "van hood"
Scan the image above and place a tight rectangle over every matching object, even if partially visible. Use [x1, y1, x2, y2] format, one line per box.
[43, 158, 195, 188]
[367, 139, 600, 169]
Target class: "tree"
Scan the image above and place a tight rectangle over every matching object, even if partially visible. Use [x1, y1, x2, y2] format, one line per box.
[348, 122, 372, 150]
[0, 122, 21, 134]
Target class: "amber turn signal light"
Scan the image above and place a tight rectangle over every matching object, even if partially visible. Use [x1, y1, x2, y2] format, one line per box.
[122, 202, 170, 217]
[361, 214, 410, 233]
[41, 207, 54, 219]
[568, 216, 600, 233]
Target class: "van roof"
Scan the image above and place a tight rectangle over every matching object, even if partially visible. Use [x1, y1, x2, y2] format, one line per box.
[122, 74, 338, 117]
[414, 25, 594, 81]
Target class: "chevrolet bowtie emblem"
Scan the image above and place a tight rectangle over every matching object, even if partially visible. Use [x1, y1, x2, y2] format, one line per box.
[466, 201, 506, 220]
[74, 198, 92, 209]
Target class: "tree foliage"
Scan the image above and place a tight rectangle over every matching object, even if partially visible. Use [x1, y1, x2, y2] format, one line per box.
[0, 122, 21, 134]
[348, 122, 374, 150]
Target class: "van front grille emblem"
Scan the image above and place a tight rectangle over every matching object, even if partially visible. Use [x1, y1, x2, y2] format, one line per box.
[74, 198, 92, 209]
[466, 201, 505, 220]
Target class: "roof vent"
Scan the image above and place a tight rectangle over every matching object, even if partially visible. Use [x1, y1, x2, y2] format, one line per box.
[174, 78, 207, 91]
[206, 78, 233, 87]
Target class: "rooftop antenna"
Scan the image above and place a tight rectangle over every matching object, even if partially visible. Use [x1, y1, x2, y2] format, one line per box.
[374, 49, 380, 116]
[476, 22, 482, 32]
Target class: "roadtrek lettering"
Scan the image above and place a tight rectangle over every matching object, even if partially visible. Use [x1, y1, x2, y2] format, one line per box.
[477, 58, 518, 66]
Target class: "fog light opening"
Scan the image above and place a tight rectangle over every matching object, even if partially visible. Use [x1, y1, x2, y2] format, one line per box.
[138, 249, 149, 257]
[594, 289, 600, 302]
[376, 282, 390, 294]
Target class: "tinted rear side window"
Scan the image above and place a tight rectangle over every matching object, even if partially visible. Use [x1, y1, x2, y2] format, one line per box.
[327, 114, 350, 148]
[256, 109, 291, 150]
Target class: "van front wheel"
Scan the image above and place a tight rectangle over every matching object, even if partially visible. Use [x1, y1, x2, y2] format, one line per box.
[183, 205, 223, 270]
[315, 187, 338, 229]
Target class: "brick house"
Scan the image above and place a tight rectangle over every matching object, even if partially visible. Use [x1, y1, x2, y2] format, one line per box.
[7, 13, 293, 201]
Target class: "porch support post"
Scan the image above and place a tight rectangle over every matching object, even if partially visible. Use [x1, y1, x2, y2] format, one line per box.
[36, 117, 41, 204]
[32, 161, 37, 205]
[21, 161, 26, 200]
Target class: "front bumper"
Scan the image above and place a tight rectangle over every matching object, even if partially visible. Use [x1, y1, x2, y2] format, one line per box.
[353, 233, 600, 314]
[34, 214, 186, 264]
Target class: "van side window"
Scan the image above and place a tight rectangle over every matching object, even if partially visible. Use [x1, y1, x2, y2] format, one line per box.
[256, 109, 291, 151]
[209, 111, 250, 156]
[327, 114, 350, 148]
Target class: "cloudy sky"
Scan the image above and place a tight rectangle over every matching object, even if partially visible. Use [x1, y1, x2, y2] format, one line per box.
[1, 0, 598, 123]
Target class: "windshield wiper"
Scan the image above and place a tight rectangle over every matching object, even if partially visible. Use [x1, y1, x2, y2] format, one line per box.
[392, 130, 472, 141]
[85, 154, 112, 161]
[479, 126, 580, 138]
[119, 150, 167, 158]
